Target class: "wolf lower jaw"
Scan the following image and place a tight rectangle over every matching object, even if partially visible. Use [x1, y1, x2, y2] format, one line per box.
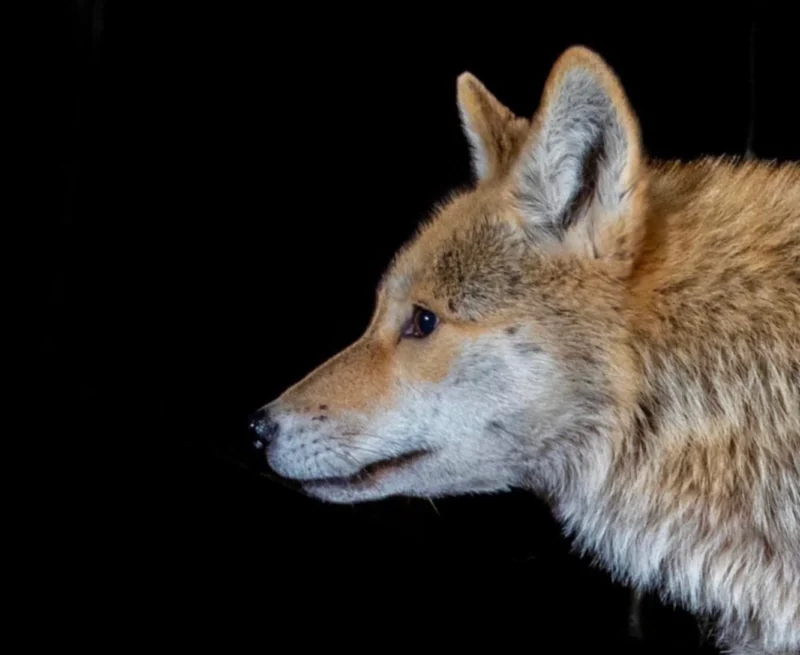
[300, 455, 515, 504]
[299, 448, 432, 499]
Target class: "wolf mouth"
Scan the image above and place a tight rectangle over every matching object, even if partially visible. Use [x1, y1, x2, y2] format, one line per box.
[302, 449, 431, 490]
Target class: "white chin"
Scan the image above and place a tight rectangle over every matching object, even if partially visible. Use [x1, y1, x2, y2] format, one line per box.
[302, 479, 390, 504]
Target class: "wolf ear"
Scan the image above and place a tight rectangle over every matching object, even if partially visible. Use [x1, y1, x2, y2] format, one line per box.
[513, 47, 645, 260]
[457, 73, 530, 182]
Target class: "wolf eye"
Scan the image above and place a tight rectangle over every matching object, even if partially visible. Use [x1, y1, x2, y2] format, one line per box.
[404, 307, 438, 338]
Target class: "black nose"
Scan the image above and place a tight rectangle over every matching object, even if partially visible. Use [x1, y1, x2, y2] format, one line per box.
[249, 407, 279, 449]
[242, 407, 279, 473]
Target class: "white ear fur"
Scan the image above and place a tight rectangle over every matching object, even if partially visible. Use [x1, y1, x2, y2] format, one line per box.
[457, 80, 491, 179]
[514, 47, 643, 251]
[458, 73, 491, 180]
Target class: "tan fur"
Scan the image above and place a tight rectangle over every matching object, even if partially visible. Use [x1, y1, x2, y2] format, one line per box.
[260, 46, 799, 654]
[457, 72, 531, 180]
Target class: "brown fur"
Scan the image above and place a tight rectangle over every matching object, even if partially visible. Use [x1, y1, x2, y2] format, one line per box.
[263, 47, 799, 654]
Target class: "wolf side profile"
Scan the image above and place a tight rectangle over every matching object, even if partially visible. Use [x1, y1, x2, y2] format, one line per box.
[249, 47, 800, 654]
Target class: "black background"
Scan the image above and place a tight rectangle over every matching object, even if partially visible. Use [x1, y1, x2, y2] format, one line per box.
[54, 7, 797, 652]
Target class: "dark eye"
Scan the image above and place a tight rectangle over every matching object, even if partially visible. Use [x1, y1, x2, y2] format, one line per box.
[405, 307, 438, 338]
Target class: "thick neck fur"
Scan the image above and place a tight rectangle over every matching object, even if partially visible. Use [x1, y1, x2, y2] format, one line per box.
[539, 157, 800, 654]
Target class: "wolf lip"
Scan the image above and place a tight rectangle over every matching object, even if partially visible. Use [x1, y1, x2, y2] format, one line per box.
[302, 449, 431, 489]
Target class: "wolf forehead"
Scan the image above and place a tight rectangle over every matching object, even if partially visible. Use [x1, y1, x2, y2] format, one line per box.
[380, 190, 612, 326]
[381, 195, 537, 318]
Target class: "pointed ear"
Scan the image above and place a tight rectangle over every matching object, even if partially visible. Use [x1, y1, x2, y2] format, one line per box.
[513, 47, 646, 261]
[457, 72, 530, 182]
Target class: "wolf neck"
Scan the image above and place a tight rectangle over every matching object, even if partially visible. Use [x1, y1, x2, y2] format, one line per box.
[539, 156, 800, 607]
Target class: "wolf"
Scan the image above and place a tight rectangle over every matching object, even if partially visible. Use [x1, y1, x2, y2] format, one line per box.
[249, 46, 800, 654]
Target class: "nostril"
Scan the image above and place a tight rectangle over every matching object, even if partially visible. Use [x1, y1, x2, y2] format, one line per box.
[248, 407, 279, 450]
[240, 408, 280, 474]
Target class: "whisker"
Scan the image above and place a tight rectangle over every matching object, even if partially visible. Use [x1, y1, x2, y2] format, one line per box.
[335, 449, 363, 471]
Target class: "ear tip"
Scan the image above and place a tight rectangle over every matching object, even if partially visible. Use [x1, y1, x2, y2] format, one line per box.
[553, 45, 616, 78]
[558, 44, 606, 64]
[456, 71, 481, 95]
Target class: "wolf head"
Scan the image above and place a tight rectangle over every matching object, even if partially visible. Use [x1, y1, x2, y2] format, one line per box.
[250, 46, 646, 503]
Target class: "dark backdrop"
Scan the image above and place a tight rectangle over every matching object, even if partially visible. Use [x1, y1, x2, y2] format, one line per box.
[55, 7, 797, 652]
